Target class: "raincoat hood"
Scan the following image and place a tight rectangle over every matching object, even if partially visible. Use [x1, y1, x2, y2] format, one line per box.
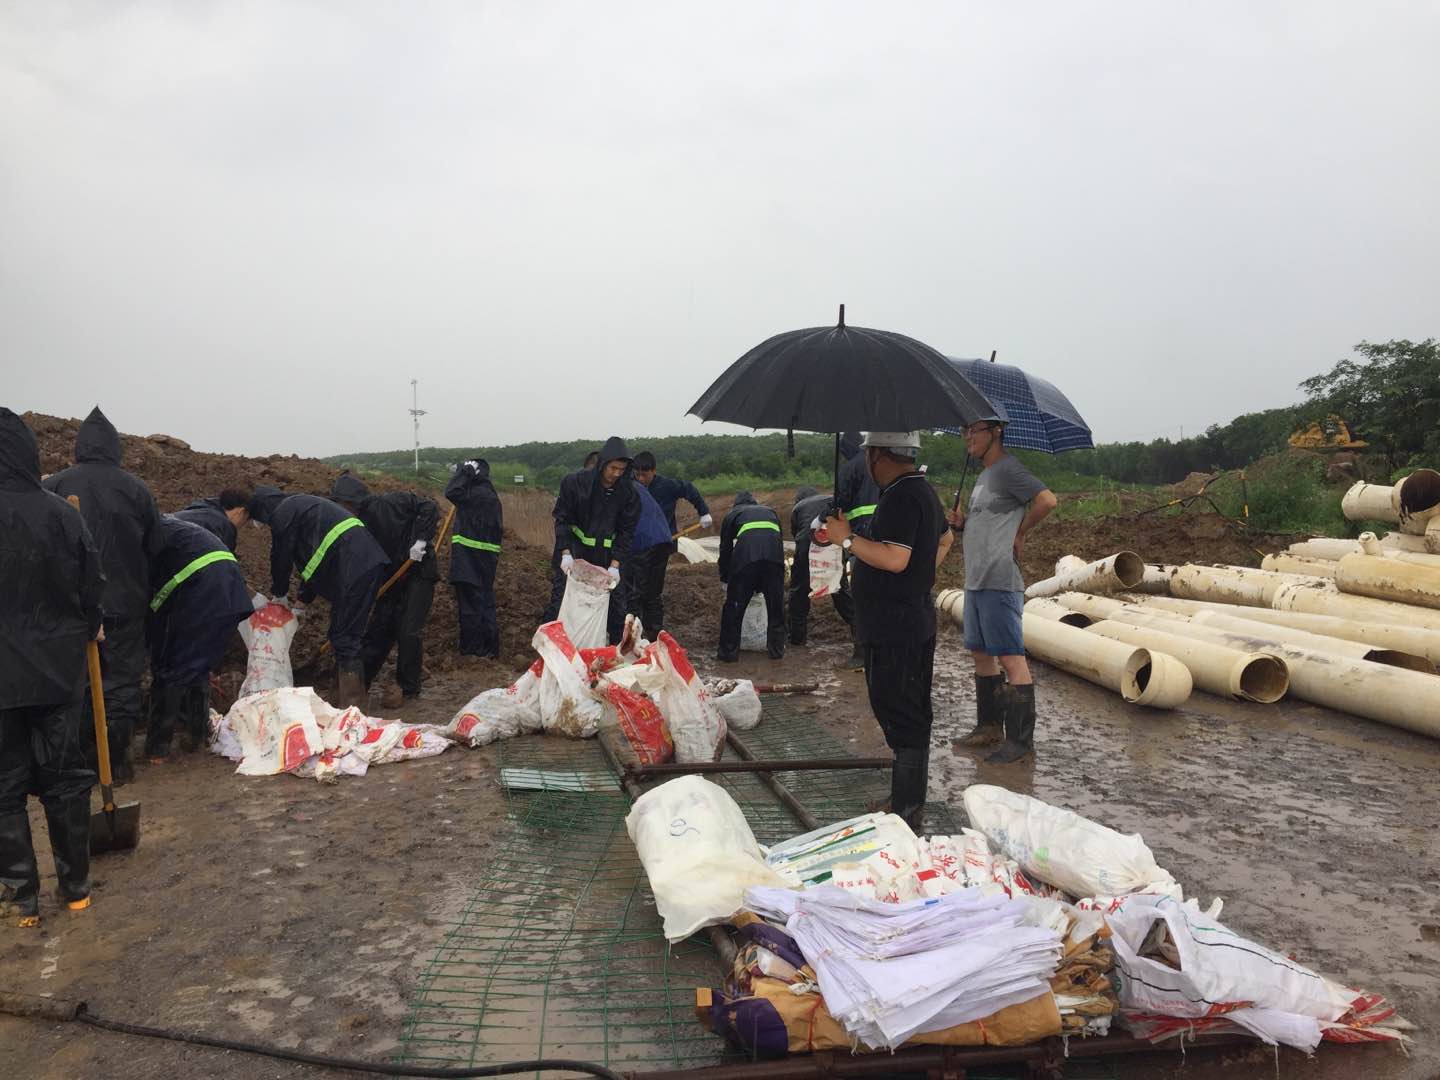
[793, 486, 818, 505]
[330, 471, 370, 503]
[248, 484, 287, 525]
[469, 459, 491, 480]
[597, 436, 633, 471]
[839, 432, 863, 461]
[75, 407, 122, 466]
[734, 491, 757, 507]
[0, 408, 42, 492]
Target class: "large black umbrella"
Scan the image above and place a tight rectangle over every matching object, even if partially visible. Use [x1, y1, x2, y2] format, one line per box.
[688, 306, 997, 488]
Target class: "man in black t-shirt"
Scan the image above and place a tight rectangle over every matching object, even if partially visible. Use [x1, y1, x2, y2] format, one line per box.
[824, 432, 953, 831]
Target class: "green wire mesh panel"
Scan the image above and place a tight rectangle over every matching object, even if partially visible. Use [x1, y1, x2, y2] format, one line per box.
[398, 698, 960, 1072]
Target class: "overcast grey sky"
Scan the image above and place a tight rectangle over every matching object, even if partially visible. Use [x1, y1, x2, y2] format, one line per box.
[3, 2, 1437, 458]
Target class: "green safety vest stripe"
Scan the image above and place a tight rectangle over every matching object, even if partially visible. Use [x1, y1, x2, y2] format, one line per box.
[570, 525, 614, 548]
[845, 504, 877, 521]
[453, 535, 501, 553]
[150, 550, 239, 612]
[736, 520, 781, 536]
[302, 517, 364, 581]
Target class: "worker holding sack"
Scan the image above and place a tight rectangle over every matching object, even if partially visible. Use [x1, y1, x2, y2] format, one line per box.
[0, 408, 104, 925]
[787, 485, 847, 646]
[144, 515, 253, 760]
[247, 485, 389, 708]
[445, 458, 504, 661]
[545, 436, 641, 645]
[824, 432, 951, 832]
[173, 487, 252, 551]
[716, 492, 786, 662]
[949, 414, 1058, 765]
[622, 481, 679, 641]
[631, 450, 711, 639]
[330, 472, 440, 707]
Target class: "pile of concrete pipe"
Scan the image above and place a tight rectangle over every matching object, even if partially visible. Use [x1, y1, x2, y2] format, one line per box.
[1340, 470, 1440, 553]
[935, 589, 1192, 709]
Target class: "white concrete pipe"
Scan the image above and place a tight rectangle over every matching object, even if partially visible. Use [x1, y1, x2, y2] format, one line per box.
[937, 589, 1192, 708]
[1064, 603, 1440, 739]
[1085, 619, 1289, 703]
[1273, 580, 1440, 632]
[1261, 554, 1339, 578]
[1117, 593, 1440, 667]
[1287, 537, 1363, 561]
[1024, 597, 1092, 628]
[1392, 469, 1440, 536]
[1383, 522, 1440, 554]
[1025, 551, 1145, 599]
[1169, 564, 1329, 608]
[1342, 481, 1399, 523]
[1334, 552, 1440, 612]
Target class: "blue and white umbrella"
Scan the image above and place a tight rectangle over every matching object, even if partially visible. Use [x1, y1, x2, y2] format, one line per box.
[936, 358, 1093, 453]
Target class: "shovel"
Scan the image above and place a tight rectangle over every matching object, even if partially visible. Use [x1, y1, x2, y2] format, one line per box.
[85, 629, 141, 853]
[65, 494, 141, 854]
[672, 521, 705, 540]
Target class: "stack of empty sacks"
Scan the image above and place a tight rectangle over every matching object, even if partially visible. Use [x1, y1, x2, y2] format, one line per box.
[627, 777, 1409, 1056]
[444, 618, 763, 764]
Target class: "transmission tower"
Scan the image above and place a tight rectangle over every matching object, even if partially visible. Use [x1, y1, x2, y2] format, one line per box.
[409, 378, 427, 474]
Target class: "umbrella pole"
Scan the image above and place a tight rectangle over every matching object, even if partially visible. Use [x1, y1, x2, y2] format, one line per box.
[832, 432, 841, 496]
[953, 455, 972, 512]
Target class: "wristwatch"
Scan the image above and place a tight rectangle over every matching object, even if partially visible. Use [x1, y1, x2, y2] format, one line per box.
[842, 537, 854, 552]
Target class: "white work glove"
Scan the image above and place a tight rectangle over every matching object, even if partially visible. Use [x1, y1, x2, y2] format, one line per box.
[560, 552, 574, 574]
[607, 565, 620, 586]
[251, 592, 267, 611]
[291, 601, 306, 616]
[464, 460, 480, 473]
[700, 513, 713, 529]
[409, 539, 427, 562]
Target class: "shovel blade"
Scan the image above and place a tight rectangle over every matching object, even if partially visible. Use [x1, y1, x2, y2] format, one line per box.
[89, 801, 141, 854]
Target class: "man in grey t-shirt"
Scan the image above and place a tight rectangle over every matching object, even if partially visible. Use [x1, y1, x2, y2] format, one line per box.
[946, 416, 1057, 764]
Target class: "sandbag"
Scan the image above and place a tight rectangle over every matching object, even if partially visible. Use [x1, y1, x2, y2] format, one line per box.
[626, 775, 787, 942]
[653, 632, 725, 762]
[807, 540, 845, 599]
[446, 661, 543, 747]
[740, 594, 768, 652]
[558, 559, 614, 649]
[237, 602, 300, 697]
[962, 784, 1181, 900]
[712, 679, 762, 731]
[533, 621, 604, 738]
[602, 682, 673, 765]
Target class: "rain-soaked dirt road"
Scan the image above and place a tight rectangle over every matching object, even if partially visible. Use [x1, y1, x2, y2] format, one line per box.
[3, 620, 1436, 1079]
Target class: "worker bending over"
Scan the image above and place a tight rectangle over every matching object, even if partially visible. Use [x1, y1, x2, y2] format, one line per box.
[248, 485, 388, 708]
[445, 459, 503, 661]
[0, 409, 103, 926]
[824, 432, 950, 832]
[174, 488, 252, 551]
[630, 451, 711, 639]
[717, 492, 785, 662]
[546, 437, 640, 645]
[43, 407, 162, 784]
[145, 515, 252, 759]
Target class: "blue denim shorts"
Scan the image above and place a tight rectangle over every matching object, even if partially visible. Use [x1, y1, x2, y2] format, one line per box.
[962, 589, 1025, 656]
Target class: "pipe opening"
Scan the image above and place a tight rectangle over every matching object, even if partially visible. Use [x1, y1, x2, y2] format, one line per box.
[1397, 469, 1440, 515]
[1369, 649, 1437, 675]
[1058, 612, 1092, 629]
[1239, 656, 1288, 704]
[1121, 648, 1151, 701]
[1112, 551, 1145, 588]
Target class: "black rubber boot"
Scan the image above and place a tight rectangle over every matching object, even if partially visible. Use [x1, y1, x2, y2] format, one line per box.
[178, 684, 209, 752]
[986, 683, 1036, 765]
[889, 747, 929, 834]
[144, 685, 185, 761]
[43, 797, 91, 905]
[955, 674, 1006, 749]
[767, 627, 786, 661]
[0, 810, 40, 921]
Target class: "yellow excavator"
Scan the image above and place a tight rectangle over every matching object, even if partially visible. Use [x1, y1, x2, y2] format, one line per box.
[1289, 414, 1367, 451]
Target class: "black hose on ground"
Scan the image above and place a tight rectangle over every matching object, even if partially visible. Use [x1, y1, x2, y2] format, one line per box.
[58, 1004, 626, 1079]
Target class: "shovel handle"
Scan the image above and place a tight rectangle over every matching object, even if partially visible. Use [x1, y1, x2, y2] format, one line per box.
[673, 522, 704, 540]
[85, 640, 116, 811]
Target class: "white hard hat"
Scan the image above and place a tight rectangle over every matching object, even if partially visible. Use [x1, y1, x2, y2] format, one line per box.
[860, 431, 922, 451]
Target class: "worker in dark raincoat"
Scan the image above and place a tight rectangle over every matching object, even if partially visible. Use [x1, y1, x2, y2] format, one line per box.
[786, 485, 844, 646]
[445, 459, 503, 660]
[247, 485, 388, 708]
[173, 488, 253, 551]
[621, 481, 678, 641]
[1, 409, 103, 926]
[42, 406, 162, 783]
[832, 432, 877, 669]
[145, 515, 254, 760]
[330, 472, 438, 707]
[544, 436, 640, 644]
[716, 492, 786, 662]
[629, 451, 711, 640]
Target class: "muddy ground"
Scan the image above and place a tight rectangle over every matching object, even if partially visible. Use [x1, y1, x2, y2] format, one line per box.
[6, 414, 1433, 1077]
